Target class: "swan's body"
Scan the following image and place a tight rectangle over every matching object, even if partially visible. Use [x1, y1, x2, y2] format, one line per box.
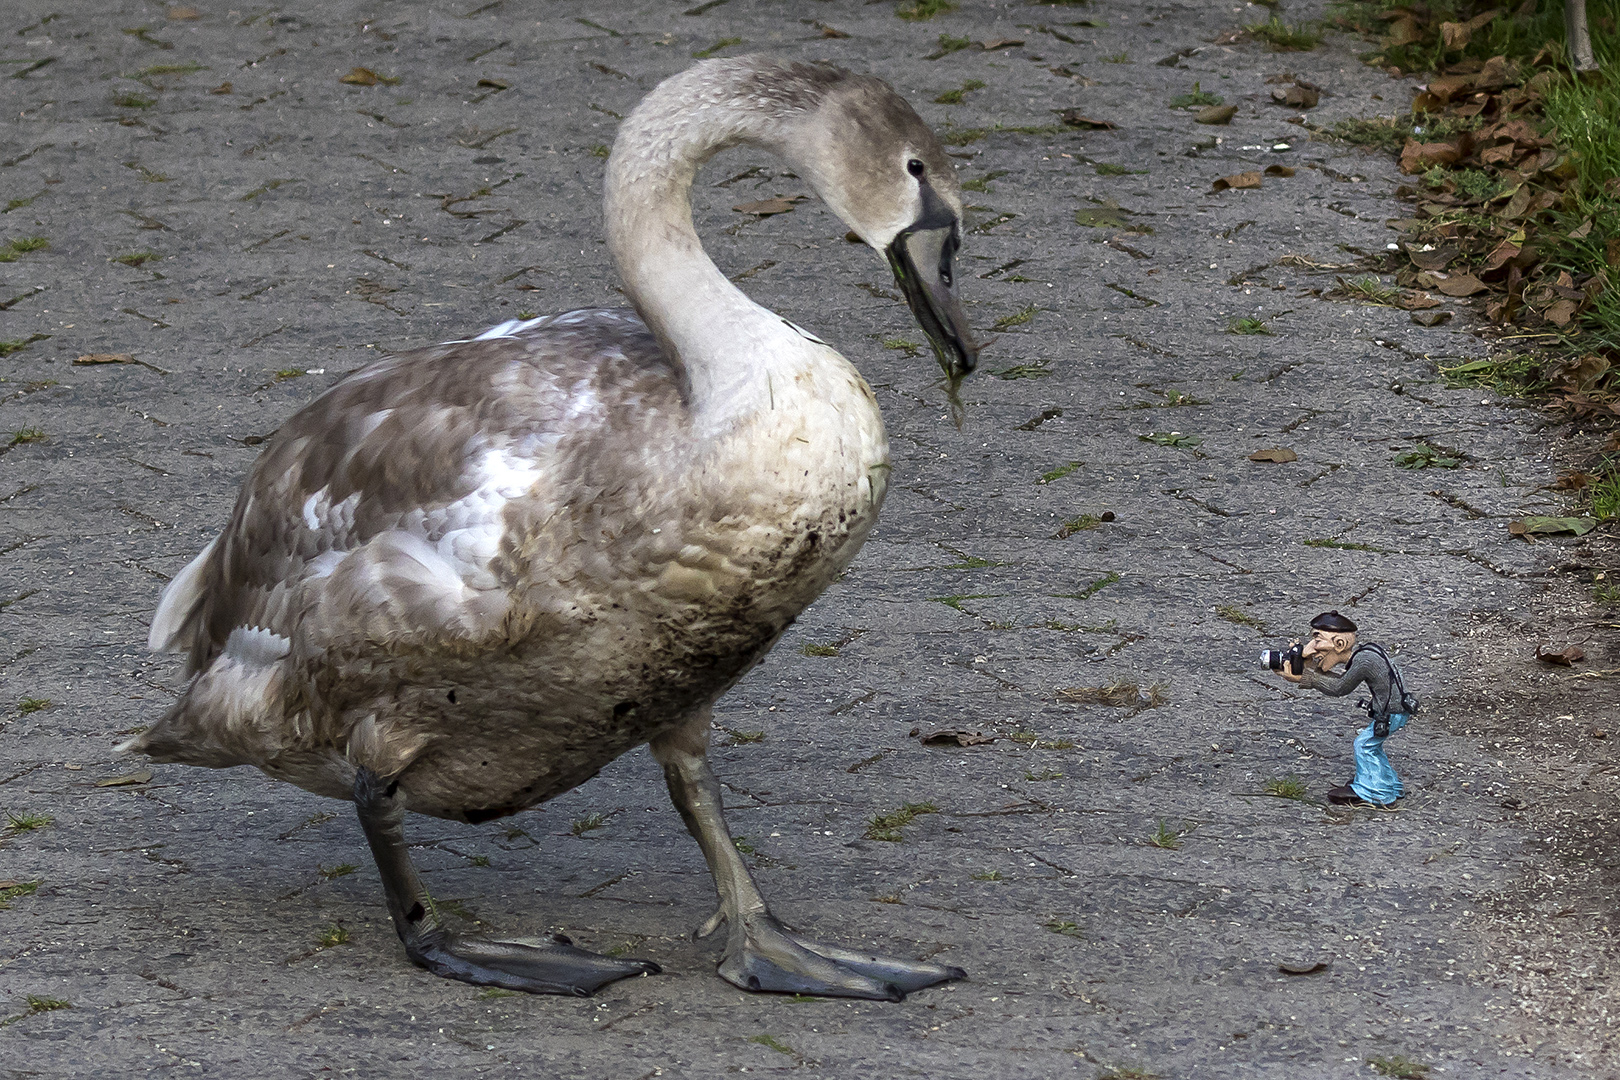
[128, 56, 976, 1001]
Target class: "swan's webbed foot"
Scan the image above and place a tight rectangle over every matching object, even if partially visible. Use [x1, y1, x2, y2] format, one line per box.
[353, 767, 659, 997]
[404, 926, 659, 997]
[718, 910, 965, 1001]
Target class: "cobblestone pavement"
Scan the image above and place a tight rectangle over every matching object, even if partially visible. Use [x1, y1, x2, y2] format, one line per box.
[2, 1, 1614, 1077]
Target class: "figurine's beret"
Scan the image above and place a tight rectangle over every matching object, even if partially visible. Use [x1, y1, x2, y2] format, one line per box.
[1310, 610, 1358, 633]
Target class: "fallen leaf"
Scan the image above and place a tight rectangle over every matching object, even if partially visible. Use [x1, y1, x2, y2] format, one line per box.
[0, 879, 18, 889]
[1277, 960, 1332, 976]
[978, 38, 1024, 50]
[732, 195, 806, 216]
[1059, 110, 1117, 129]
[75, 353, 136, 365]
[1074, 200, 1133, 228]
[1440, 10, 1497, 50]
[1543, 298, 1580, 326]
[96, 770, 154, 788]
[1410, 310, 1453, 326]
[1386, 15, 1422, 46]
[167, 5, 202, 19]
[1551, 471, 1593, 491]
[1569, 219, 1594, 240]
[920, 730, 997, 747]
[476, 78, 510, 90]
[1436, 273, 1488, 297]
[209, 81, 233, 95]
[1536, 645, 1586, 667]
[1249, 447, 1298, 463]
[1407, 245, 1459, 271]
[1400, 139, 1465, 173]
[340, 67, 398, 86]
[1509, 515, 1599, 537]
[1270, 85, 1319, 109]
[1195, 104, 1236, 125]
[1211, 170, 1263, 192]
[1263, 164, 1296, 177]
[1592, 729, 1610, 740]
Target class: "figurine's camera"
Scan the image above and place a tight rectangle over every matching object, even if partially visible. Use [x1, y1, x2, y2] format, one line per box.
[1260, 642, 1306, 676]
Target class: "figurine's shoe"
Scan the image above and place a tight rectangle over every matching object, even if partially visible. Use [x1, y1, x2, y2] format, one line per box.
[1326, 785, 1358, 804]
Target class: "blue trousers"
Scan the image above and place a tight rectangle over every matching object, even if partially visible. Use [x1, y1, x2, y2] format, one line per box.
[1350, 713, 1409, 806]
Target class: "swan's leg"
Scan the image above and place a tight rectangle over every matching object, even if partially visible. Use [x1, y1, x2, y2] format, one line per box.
[650, 711, 965, 1001]
[353, 767, 660, 996]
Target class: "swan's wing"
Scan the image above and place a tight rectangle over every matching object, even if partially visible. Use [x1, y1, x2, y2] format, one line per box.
[153, 309, 681, 676]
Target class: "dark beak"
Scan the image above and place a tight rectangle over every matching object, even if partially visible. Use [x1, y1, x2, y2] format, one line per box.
[885, 186, 979, 381]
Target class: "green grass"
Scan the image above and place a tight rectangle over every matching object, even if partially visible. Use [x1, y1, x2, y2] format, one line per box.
[733, 837, 755, 854]
[1094, 162, 1146, 176]
[882, 337, 923, 356]
[801, 643, 840, 657]
[112, 92, 156, 108]
[1366, 1056, 1430, 1079]
[1060, 570, 1121, 600]
[691, 37, 743, 58]
[934, 79, 985, 104]
[865, 801, 938, 842]
[750, 1034, 797, 1055]
[571, 812, 607, 835]
[317, 863, 356, 880]
[1168, 81, 1222, 109]
[23, 996, 70, 1015]
[1148, 818, 1184, 850]
[1054, 514, 1103, 537]
[1215, 604, 1267, 631]
[4, 810, 51, 831]
[960, 170, 1008, 193]
[993, 304, 1038, 331]
[897, 0, 955, 20]
[1228, 316, 1272, 335]
[942, 122, 1065, 146]
[18, 697, 51, 714]
[589, 144, 609, 158]
[0, 880, 41, 910]
[1263, 774, 1310, 801]
[113, 251, 159, 267]
[1590, 472, 1620, 521]
[1045, 919, 1086, 938]
[726, 729, 765, 744]
[316, 924, 350, 948]
[1247, 15, 1322, 50]
[929, 33, 972, 57]
[1038, 460, 1082, 484]
[1139, 431, 1201, 449]
[1337, 275, 1401, 305]
[971, 869, 1003, 881]
[1394, 443, 1462, 469]
[0, 236, 49, 263]
[1025, 769, 1064, 781]
[1439, 354, 1548, 396]
[6, 428, 44, 448]
[1101, 51, 1130, 63]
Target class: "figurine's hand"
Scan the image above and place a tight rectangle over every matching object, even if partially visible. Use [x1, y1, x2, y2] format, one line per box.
[1278, 668, 1303, 684]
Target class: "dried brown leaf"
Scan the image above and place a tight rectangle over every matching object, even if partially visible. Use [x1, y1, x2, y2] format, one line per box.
[1249, 447, 1298, 463]
[1195, 104, 1237, 125]
[1060, 110, 1117, 129]
[1436, 273, 1488, 297]
[920, 730, 997, 747]
[95, 770, 154, 787]
[340, 67, 398, 86]
[1536, 644, 1586, 667]
[1211, 170, 1263, 192]
[74, 353, 136, 365]
[1263, 164, 1296, 177]
[732, 195, 806, 216]
[1270, 85, 1319, 109]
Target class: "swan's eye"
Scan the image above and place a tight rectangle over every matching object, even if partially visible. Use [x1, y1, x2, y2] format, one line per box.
[906, 158, 926, 178]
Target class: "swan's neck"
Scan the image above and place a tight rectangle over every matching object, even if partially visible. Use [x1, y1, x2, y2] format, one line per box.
[604, 65, 829, 436]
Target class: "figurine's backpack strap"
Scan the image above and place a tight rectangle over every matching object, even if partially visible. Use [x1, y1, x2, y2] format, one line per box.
[1352, 642, 1420, 717]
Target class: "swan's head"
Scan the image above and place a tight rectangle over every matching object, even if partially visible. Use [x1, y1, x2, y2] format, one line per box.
[777, 66, 980, 381]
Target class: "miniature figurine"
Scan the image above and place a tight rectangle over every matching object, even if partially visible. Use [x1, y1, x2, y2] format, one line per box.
[1268, 611, 1418, 808]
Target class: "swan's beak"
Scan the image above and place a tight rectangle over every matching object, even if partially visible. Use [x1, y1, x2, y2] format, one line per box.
[885, 190, 979, 380]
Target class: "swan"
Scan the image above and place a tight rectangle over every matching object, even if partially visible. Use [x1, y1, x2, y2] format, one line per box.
[125, 55, 977, 1001]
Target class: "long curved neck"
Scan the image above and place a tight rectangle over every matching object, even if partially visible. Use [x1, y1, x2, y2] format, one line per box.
[604, 63, 819, 433]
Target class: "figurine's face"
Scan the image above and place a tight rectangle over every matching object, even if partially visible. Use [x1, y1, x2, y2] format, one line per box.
[1303, 630, 1356, 669]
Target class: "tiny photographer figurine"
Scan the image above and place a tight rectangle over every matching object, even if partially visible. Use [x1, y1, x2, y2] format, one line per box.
[1267, 611, 1418, 808]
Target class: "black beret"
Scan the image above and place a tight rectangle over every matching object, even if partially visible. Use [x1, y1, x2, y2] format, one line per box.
[1310, 610, 1358, 633]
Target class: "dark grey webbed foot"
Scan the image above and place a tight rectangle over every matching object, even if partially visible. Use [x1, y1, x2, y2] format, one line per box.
[352, 767, 660, 997]
[406, 926, 659, 996]
[718, 910, 965, 1001]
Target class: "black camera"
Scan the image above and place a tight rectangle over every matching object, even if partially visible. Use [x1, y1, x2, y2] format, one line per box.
[1260, 642, 1306, 676]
